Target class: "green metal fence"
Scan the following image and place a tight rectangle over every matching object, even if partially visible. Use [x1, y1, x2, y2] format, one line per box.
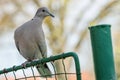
[0, 52, 81, 80]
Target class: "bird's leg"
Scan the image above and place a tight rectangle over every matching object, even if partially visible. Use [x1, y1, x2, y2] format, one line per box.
[21, 58, 32, 68]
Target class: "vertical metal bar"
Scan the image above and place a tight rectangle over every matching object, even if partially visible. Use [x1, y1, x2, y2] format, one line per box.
[4, 73, 8, 80]
[62, 59, 68, 80]
[22, 69, 27, 80]
[30, 67, 36, 80]
[89, 24, 117, 80]
[12, 66, 17, 80]
[71, 53, 81, 80]
[13, 71, 17, 80]
[51, 62, 57, 80]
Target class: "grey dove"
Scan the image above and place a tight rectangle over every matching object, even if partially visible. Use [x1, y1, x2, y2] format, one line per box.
[14, 7, 54, 77]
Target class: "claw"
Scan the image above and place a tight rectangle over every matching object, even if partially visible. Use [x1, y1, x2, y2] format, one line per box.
[21, 61, 31, 68]
[3, 68, 7, 73]
[21, 59, 39, 68]
[33, 59, 39, 62]
[32, 59, 39, 67]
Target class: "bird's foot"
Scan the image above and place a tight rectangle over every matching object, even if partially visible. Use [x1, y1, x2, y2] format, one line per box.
[33, 59, 39, 62]
[21, 60, 31, 68]
[32, 59, 40, 68]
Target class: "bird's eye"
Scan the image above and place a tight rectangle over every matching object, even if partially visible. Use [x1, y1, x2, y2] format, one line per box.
[42, 10, 45, 12]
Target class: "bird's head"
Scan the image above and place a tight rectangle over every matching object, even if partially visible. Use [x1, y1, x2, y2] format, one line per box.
[35, 7, 54, 18]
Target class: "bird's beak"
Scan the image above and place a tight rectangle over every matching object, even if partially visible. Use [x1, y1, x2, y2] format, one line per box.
[46, 11, 55, 17]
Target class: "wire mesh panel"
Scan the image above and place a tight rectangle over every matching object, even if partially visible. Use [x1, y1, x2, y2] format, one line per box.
[0, 52, 81, 80]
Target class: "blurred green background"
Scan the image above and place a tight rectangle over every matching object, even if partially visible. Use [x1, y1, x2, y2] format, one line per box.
[0, 0, 120, 80]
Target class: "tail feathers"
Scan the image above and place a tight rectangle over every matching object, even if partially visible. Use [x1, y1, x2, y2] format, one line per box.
[36, 63, 52, 77]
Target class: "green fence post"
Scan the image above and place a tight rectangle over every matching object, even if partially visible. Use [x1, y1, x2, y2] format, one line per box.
[89, 24, 116, 80]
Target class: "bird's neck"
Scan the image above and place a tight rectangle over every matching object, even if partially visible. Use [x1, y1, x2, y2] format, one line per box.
[32, 17, 44, 28]
[33, 16, 44, 22]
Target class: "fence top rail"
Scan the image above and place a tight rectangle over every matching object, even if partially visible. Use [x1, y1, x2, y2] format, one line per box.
[0, 52, 81, 80]
[0, 52, 80, 76]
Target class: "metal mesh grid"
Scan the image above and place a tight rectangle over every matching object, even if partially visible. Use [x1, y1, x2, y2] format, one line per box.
[0, 52, 81, 80]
